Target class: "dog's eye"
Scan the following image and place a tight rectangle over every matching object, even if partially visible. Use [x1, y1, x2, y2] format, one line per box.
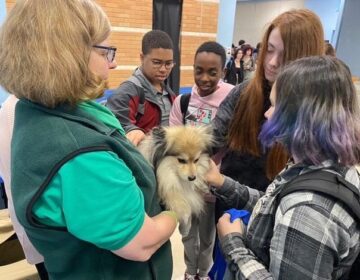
[178, 158, 187, 164]
[194, 158, 199, 163]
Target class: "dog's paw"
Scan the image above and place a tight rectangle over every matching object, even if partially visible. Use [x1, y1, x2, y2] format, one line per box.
[178, 215, 192, 235]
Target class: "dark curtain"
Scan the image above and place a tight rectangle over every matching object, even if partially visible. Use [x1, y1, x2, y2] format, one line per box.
[153, 0, 183, 94]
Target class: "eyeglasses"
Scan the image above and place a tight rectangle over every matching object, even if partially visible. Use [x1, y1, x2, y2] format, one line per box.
[151, 59, 175, 70]
[93, 45, 117, 63]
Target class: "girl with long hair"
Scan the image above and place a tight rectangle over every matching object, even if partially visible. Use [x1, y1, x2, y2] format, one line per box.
[212, 9, 325, 220]
[224, 48, 244, 85]
[208, 55, 360, 279]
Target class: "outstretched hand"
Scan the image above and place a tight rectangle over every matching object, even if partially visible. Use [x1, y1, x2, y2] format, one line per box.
[126, 129, 145, 146]
[205, 160, 225, 189]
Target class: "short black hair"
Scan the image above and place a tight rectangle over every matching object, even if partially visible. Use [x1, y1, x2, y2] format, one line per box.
[195, 41, 226, 68]
[238, 39, 245, 46]
[142, 30, 174, 55]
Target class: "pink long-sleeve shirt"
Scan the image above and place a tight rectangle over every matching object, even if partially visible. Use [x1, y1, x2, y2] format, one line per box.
[169, 81, 234, 126]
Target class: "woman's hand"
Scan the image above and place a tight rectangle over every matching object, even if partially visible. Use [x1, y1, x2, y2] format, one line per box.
[205, 160, 225, 189]
[126, 129, 145, 146]
[217, 213, 246, 238]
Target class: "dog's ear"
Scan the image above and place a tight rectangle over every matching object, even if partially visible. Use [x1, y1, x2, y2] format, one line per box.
[150, 127, 168, 169]
[151, 127, 166, 143]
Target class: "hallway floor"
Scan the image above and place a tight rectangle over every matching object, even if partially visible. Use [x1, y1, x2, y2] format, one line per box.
[171, 227, 186, 280]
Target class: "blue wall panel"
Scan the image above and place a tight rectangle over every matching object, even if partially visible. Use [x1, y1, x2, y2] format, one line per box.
[0, 0, 9, 105]
[336, 0, 360, 76]
[217, 0, 237, 50]
[305, 0, 342, 44]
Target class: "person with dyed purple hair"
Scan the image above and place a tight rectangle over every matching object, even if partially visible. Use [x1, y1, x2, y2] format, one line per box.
[206, 56, 360, 279]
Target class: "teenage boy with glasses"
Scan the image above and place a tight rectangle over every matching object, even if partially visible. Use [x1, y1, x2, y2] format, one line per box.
[107, 30, 177, 146]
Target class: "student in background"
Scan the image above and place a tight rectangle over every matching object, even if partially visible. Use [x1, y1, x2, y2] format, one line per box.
[170, 41, 234, 280]
[212, 9, 325, 221]
[325, 42, 336, 56]
[241, 44, 255, 81]
[207, 55, 360, 280]
[224, 48, 244, 86]
[107, 30, 177, 146]
[0, 1, 177, 279]
[238, 39, 245, 49]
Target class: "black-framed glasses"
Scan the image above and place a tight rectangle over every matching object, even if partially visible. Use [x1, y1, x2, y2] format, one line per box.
[151, 59, 176, 70]
[93, 45, 117, 63]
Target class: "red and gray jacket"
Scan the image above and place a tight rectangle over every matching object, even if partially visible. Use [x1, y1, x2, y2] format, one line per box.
[106, 68, 177, 133]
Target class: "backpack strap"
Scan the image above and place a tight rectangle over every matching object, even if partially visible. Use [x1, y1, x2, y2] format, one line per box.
[227, 58, 233, 69]
[127, 76, 145, 120]
[278, 170, 360, 222]
[224, 59, 233, 82]
[180, 93, 191, 124]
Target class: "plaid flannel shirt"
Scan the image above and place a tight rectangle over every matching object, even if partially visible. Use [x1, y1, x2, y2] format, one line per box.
[213, 161, 360, 279]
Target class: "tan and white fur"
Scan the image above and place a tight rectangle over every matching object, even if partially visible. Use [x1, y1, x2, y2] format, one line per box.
[138, 125, 213, 226]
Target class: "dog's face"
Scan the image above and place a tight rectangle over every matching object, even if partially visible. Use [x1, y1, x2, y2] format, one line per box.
[139, 125, 213, 182]
[167, 149, 208, 182]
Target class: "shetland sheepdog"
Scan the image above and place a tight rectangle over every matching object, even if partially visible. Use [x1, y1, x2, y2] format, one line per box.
[138, 125, 213, 224]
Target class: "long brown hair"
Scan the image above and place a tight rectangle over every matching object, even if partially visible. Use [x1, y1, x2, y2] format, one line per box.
[228, 9, 325, 179]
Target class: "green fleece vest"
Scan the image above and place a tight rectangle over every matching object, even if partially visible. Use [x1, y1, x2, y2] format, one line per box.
[11, 99, 172, 280]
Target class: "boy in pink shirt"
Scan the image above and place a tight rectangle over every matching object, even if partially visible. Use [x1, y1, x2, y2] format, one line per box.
[169, 41, 234, 280]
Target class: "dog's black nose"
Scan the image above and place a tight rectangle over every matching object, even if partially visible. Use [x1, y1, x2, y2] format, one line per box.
[188, 175, 196, 181]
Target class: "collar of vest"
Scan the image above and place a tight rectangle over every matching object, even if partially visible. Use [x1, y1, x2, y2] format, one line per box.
[19, 99, 116, 136]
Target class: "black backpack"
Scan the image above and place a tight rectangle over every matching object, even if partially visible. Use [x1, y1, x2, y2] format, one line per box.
[180, 93, 191, 124]
[278, 170, 360, 280]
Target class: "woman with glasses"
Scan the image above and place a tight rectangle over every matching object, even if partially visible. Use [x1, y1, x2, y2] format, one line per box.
[0, 1, 177, 279]
[107, 30, 177, 146]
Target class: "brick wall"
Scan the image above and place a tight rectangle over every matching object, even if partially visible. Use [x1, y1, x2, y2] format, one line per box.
[5, 0, 14, 10]
[5, 0, 219, 91]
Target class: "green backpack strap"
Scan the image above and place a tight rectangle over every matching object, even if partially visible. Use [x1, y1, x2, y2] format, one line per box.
[180, 93, 191, 124]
